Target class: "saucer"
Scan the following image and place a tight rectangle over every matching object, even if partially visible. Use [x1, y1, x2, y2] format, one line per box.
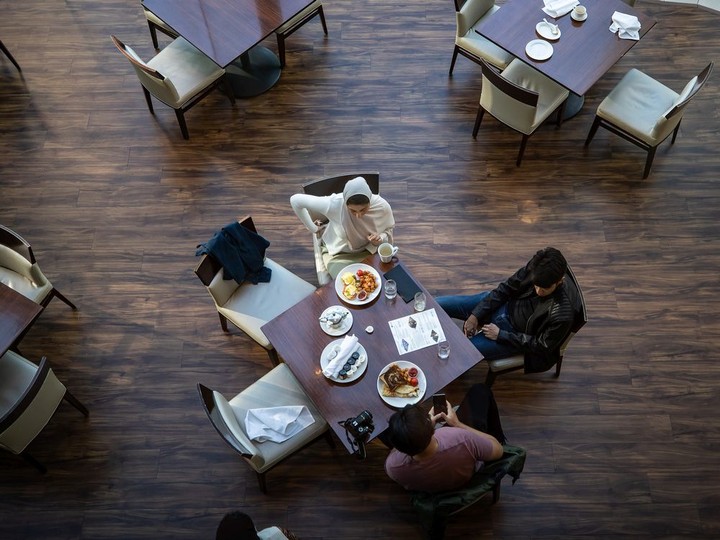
[571, 11, 587, 22]
[536, 21, 561, 41]
[319, 306, 353, 336]
[525, 39, 554, 61]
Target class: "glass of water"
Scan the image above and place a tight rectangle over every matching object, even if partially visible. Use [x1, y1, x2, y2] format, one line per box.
[413, 292, 426, 311]
[383, 279, 397, 300]
[437, 341, 450, 359]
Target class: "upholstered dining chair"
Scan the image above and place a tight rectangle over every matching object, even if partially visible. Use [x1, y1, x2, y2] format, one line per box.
[143, 7, 178, 49]
[274, 0, 327, 68]
[484, 265, 587, 387]
[450, 0, 513, 76]
[410, 445, 526, 539]
[0, 224, 76, 310]
[473, 58, 569, 166]
[194, 216, 316, 367]
[0, 351, 89, 474]
[584, 62, 713, 179]
[197, 362, 333, 493]
[111, 35, 234, 140]
[1, 40, 22, 72]
[300, 173, 380, 286]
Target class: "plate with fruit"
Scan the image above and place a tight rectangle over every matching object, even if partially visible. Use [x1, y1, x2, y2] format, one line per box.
[335, 263, 381, 306]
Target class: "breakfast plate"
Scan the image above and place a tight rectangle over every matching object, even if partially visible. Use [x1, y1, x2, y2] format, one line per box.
[335, 263, 382, 306]
[319, 305, 353, 336]
[536, 21, 561, 41]
[377, 361, 427, 407]
[525, 39, 554, 61]
[320, 340, 368, 383]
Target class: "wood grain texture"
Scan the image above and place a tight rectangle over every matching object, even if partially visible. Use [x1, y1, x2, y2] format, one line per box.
[1, 0, 720, 538]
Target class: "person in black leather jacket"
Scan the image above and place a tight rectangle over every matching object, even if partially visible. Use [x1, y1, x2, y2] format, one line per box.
[436, 247, 578, 373]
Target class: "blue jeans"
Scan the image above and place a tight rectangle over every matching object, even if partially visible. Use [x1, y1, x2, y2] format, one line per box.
[436, 292, 522, 361]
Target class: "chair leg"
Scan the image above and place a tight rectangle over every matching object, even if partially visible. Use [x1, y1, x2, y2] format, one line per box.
[556, 100, 566, 127]
[643, 147, 657, 179]
[223, 76, 236, 106]
[449, 46, 460, 76]
[484, 367, 497, 387]
[554, 356, 563, 378]
[256, 471, 268, 493]
[51, 288, 77, 310]
[472, 107, 485, 138]
[323, 430, 336, 449]
[267, 348, 280, 367]
[318, 5, 328, 35]
[63, 389, 89, 417]
[516, 135, 529, 166]
[148, 22, 160, 49]
[492, 482, 501, 504]
[0, 40, 22, 72]
[142, 87, 154, 114]
[671, 120, 682, 144]
[218, 312, 229, 332]
[276, 34, 286, 68]
[175, 109, 190, 140]
[428, 518, 447, 540]
[21, 451, 47, 474]
[584, 116, 601, 146]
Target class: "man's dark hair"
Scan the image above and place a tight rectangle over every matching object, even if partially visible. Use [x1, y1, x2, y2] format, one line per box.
[529, 247, 567, 288]
[388, 404, 434, 456]
[216, 512, 259, 540]
[346, 193, 370, 206]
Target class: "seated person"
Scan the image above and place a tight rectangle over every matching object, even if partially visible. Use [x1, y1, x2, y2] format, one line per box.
[216, 512, 297, 540]
[436, 247, 578, 373]
[385, 384, 505, 493]
[290, 176, 395, 279]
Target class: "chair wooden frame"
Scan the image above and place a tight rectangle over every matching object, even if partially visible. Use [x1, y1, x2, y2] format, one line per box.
[584, 62, 713, 179]
[0, 40, 22, 72]
[276, 1, 328, 68]
[143, 7, 179, 49]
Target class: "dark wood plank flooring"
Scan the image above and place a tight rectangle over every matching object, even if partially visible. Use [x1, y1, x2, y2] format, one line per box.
[1, 0, 719, 538]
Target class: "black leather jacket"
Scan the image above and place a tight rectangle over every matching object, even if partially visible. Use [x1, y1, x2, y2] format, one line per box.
[471, 262, 579, 373]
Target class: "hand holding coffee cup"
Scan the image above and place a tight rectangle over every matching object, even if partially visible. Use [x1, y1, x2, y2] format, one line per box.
[378, 242, 399, 263]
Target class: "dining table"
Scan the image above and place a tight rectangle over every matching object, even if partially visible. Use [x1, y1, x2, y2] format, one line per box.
[142, 0, 314, 97]
[261, 254, 485, 454]
[474, 0, 656, 117]
[0, 282, 43, 357]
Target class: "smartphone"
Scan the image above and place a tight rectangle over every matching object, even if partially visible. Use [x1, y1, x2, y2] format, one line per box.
[432, 393, 447, 415]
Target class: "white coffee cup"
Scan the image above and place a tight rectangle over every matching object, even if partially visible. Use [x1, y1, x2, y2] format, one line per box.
[378, 242, 399, 263]
[573, 5, 586, 18]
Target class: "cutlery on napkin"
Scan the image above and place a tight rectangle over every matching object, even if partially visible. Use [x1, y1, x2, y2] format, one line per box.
[322, 334, 359, 378]
[609, 11, 641, 40]
[245, 405, 315, 443]
[542, 0, 579, 18]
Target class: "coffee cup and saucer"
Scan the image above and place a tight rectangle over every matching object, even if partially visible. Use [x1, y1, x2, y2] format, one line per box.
[319, 306, 353, 336]
[571, 5, 587, 22]
[378, 242, 399, 263]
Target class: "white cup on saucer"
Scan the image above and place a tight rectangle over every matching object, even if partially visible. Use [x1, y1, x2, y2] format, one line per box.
[378, 242, 399, 263]
[572, 5, 587, 21]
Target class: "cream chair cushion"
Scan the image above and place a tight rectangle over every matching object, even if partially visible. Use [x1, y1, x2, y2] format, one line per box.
[220, 363, 328, 473]
[0, 246, 52, 303]
[456, 0, 513, 69]
[276, 0, 322, 33]
[208, 257, 316, 348]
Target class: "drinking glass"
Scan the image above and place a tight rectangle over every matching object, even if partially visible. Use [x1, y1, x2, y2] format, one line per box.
[413, 292, 426, 311]
[384, 279, 397, 300]
[437, 341, 450, 359]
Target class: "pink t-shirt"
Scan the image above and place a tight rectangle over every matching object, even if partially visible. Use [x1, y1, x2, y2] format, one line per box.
[384, 427, 496, 492]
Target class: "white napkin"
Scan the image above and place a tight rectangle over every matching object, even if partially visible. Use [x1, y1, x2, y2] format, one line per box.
[542, 0, 579, 18]
[609, 11, 641, 40]
[322, 334, 359, 378]
[245, 405, 315, 443]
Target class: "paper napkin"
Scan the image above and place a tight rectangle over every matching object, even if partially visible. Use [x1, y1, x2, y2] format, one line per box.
[542, 0, 579, 18]
[609, 11, 641, 40]
[245, 405, 315, 443]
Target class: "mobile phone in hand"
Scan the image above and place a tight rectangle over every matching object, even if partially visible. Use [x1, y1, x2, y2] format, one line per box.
[432, 393, 447, 415]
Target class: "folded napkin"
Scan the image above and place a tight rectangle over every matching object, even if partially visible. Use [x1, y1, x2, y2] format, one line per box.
[245, 405, 315, 443]
[542, 0, 579, 18]
[322, 334, 359, 378]
[609, 11, 641, 40]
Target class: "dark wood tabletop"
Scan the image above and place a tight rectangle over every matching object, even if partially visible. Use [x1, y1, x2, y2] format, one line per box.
[142, 0, 313, 68]
[475, 0, 656, 96]
[0, 282, 43, 357]
[261, 254, 484, 453]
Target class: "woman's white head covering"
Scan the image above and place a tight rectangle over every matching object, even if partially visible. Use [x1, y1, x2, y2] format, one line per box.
[340, 177, 394, 251]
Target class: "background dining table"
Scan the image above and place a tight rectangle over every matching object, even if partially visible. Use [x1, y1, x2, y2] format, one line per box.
[0, 282, 43, 357]
[261, 254, 485, 453]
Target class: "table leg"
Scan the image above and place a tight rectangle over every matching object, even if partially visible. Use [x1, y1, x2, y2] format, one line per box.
[562, 92, 585, 120]
[225, 45, 282, 98]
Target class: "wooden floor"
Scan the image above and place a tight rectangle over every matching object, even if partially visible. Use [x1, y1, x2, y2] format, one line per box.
[2, 0, 719, 538]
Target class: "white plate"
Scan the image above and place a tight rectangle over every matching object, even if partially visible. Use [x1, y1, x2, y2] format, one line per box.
[536, 21, 561, 41]
[319, 305, 353, 336]
[320, 340, 368, 383]
[570, 11, 587, 22]
[377, 361, 427, 408]
[525, 39, 554, 61]
[335, 263, 382, 306]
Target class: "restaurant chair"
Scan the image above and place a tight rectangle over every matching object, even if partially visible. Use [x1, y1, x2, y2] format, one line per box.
[0, 351, 89, 474]
[143, 7, 178, 49]
[197, 362, 334, 493]
[410, 445, 526, 539]
[584, 62, 713, 179]
[275, 0, 328, 68]
[300, 173, 380, 286]
[1, 40, 22, 72]
[485, 266, 587, 387]
[473, 58, 569, 166]
[194, 216, 316, 367]
[450, 0, 513, 76]
[0, 224, 77, 310]
[111, 35, 234, 140]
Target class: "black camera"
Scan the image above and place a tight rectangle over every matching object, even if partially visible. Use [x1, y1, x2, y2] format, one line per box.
[345, 410, 374, 442]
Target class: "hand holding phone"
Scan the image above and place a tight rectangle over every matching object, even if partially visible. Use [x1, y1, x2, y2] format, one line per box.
[432, 393, 447, 416]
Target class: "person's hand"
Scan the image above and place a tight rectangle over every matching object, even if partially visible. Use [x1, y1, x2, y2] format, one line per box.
[480, 323, 499, 340]
[464, 314, 479, 338]
[430, 400, 457, 426]
[313, 220, 327, 237]
[367, 233, 383, 246]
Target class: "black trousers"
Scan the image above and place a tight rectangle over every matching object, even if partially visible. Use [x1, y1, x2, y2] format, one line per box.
[456, 383, 507, 445]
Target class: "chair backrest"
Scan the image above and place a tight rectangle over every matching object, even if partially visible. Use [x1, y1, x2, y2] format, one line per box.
[558, 265, 587, 355]
[456, 0, 495, 36]
[0, 225, 35, 264]
[197, 383, 257, 459]
[480, 59, 539, 133]
[665, 62, 713, 121]
[110, 35, 181, 106]
[194, 216, 257, 286]
[301, 173, 380, 224]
